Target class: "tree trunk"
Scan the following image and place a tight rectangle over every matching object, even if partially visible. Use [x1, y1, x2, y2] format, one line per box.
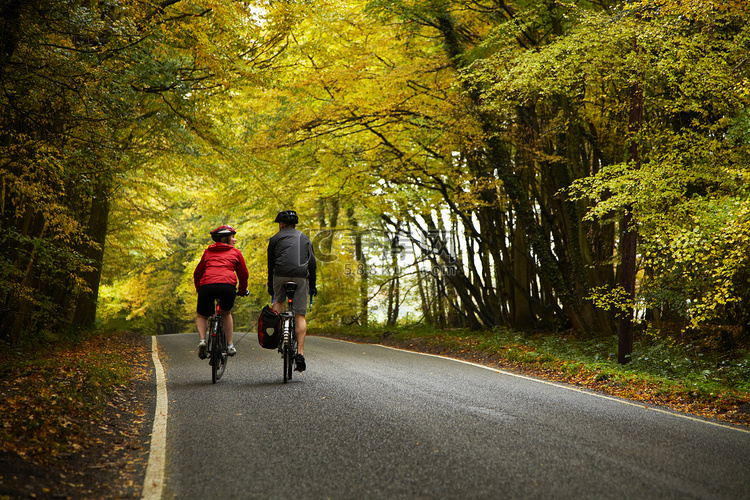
[618, 43, 643, 364]
[73, 175, 111, 328]
[347, 208, 368, 326]
[386, 237, 400, 326]
[512, 225, 534, 329]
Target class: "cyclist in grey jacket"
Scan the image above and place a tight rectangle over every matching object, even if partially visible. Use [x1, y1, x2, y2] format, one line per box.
[267, 210, 317, 372]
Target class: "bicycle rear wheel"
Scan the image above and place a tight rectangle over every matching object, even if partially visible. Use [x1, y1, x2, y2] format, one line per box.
[288, 332, 297, 381]
[213, 345, 227, 383]
[286, 324, 297, 382]
[282, 318, 293, 383]
[283, 339, 293, 383]
[211, 321, 227, 383]
[283, 345, 291, 383]
[287, 351, 294, 380]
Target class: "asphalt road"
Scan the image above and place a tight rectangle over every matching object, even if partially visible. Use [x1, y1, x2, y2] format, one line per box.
[156, 333, 750, 499]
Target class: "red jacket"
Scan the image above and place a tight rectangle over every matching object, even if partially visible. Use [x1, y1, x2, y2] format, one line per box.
[194, 243, 249, 294]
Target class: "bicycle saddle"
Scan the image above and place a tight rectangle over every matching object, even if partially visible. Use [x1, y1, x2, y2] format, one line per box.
[283, 281, 298, 301]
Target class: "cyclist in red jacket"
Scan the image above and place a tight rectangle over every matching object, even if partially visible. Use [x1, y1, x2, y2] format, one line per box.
[194, 225, 249, 359]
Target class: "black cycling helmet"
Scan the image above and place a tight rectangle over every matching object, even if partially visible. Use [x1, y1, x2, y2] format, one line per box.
[210, 225, 236, 242]
[274, 210, 299, 225]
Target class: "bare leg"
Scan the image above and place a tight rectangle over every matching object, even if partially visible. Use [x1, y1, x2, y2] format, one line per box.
[221, 311, 234, 344]
[197, 315, 209, 341]
[295, 313, 307, 355]
[274, 298, 306, 356]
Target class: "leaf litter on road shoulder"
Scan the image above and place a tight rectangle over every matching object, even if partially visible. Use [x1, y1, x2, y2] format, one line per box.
[0, 331, 154, 499]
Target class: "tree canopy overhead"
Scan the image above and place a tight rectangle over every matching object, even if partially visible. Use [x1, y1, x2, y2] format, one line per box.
[3, 0, 750, 358]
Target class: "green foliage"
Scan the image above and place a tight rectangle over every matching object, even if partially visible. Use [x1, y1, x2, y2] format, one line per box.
[7, 0, 750, 361]
[0, 0, 248, 342]
[551, 2, 750, 338]
[585, 285, 634, 314]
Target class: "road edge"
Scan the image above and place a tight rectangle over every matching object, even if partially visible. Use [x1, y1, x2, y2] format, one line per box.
[372, 341, 750, 434]
[142, 335, 169, 500]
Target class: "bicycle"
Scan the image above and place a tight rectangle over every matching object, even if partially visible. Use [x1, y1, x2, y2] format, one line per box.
[205, 291, 245, 384]
[278, 282, 299, 383]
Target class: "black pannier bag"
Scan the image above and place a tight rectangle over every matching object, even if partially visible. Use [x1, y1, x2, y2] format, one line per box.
[257, 305, 280, 349]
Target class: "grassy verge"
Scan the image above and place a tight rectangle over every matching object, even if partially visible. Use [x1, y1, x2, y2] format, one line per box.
[0, 331, 141, 464]
[312, 324, 750, 426]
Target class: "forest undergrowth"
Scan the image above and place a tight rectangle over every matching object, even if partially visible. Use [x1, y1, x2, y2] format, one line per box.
[0, 332, 153, 499]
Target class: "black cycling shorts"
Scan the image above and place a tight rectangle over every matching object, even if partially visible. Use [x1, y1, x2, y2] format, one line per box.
[196, 283, 236, 317]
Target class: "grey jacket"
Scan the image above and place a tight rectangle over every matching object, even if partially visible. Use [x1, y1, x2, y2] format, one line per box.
[267, 227, 317, 290]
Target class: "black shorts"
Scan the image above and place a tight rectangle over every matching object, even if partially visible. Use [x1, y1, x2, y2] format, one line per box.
[196, 283, 236, 317]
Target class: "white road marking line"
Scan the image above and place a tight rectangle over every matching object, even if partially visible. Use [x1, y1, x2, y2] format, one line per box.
[142, 336, 169, 499]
